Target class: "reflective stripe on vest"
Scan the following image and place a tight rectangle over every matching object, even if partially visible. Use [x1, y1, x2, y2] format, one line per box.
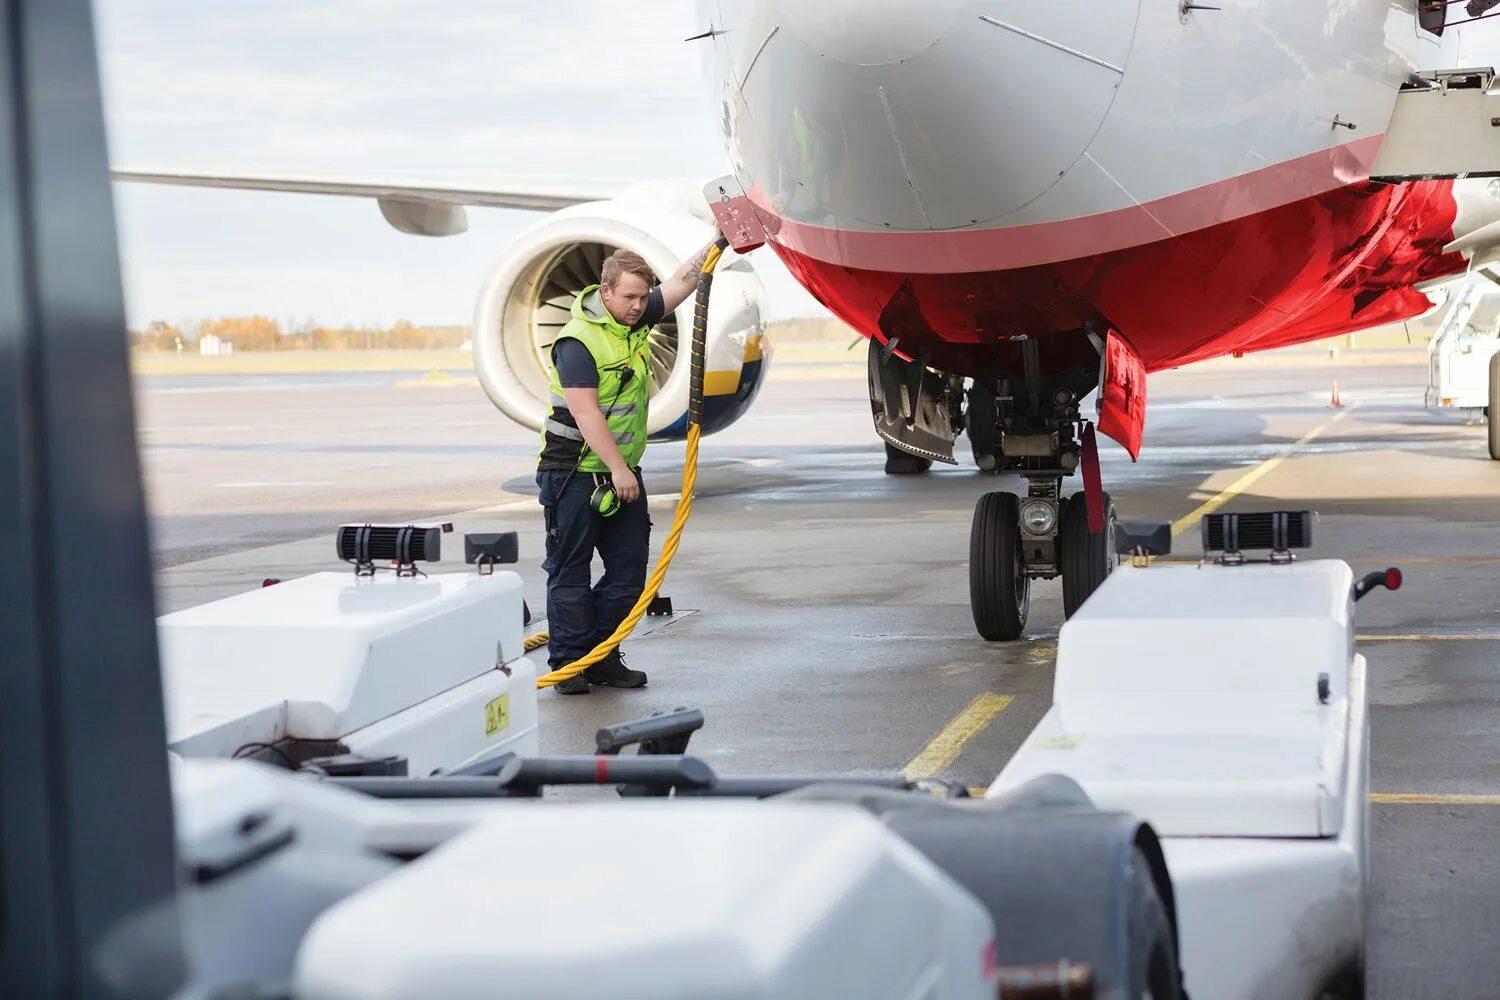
[543, 418, 634, 445]
[549, 393, 638, 418]
[543, 418, 583, 441]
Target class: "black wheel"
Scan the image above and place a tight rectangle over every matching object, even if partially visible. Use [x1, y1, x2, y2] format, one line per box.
[1322, 963, 1366, 1000]
[884, 441, 933, 475]
[966, 384, 999, 472]
[970, 492, 1029, 640]
[1060, 489, 1116, 618]
[1488, 352, 1499, 461]
[1125, 849, 1184, 1000]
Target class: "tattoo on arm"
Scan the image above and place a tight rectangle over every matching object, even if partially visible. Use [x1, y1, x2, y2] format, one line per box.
[659, 240, 721, 313]
[680, 247, 709, 282]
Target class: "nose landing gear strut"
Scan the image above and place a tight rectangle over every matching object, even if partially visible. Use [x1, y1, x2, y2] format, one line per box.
[966, 337, 1118, 640]
[866, 327, 1122, 639]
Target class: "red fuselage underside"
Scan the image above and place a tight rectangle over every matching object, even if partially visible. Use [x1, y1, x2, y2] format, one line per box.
[770, 179, 1467, 377]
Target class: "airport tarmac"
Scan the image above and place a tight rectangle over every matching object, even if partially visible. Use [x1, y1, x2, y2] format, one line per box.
[136, 354, 1500, 999]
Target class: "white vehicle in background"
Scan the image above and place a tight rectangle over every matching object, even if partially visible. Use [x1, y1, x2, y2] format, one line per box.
[1425, 273, 1500, 458]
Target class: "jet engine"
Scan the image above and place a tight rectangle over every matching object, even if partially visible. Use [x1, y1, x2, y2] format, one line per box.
[472, 184, 769, 440]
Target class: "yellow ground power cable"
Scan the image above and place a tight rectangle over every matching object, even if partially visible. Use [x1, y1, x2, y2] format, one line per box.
[531, 237, 729, 689]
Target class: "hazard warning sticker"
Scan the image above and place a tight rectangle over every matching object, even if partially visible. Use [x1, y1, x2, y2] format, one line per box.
[484, 694, 510, 737]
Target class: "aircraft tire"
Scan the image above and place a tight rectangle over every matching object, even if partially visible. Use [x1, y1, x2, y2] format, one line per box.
[970, 491, 1029, 640]
[1061, 490, 1116, 618]
[966, 383, 999, 471]
[1489, 352, 1500, 461]
[885, 441, 933, 475]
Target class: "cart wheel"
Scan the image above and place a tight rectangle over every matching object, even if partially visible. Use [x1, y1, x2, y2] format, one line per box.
[1126, 850, 1184, 1000]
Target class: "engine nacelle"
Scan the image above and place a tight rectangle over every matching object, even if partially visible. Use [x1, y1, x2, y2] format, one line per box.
[472, 183, 769, 440]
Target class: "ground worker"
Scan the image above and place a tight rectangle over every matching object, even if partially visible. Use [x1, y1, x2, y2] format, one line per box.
[537, 238, 719, 694]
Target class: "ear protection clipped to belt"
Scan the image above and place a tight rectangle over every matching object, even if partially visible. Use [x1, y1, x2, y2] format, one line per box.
[590, 475, 621, 518]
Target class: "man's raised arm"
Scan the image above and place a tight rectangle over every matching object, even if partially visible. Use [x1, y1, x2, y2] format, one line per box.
[656, 237, 722, 315]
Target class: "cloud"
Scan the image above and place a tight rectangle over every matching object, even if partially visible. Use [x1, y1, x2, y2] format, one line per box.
[97, 1, 718, 169]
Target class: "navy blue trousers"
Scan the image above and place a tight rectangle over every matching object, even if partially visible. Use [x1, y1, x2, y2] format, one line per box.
[536, 467, 650, 670]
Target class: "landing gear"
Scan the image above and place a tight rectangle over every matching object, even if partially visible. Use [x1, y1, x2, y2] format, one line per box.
[969, 484, 1118, 640]
[1060, 490, 1117, 617]
[866, 320, 1126, 635]
[962, 332, 1126, 639]
[970, 492, 1029, 640]
[967, 383, 999, 472]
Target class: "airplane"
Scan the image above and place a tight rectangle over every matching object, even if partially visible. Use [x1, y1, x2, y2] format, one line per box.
[115, 0, 1500, 642]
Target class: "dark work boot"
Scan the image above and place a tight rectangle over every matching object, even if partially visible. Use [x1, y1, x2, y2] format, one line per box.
[584, 649, 648, 689]
[554, 672, 591, 695]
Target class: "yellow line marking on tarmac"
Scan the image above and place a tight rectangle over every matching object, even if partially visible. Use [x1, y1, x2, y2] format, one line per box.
[396, 373, 477, 388]
[1371, 793, 1500, 806]
[1171, 408, 1352, 537]
[903, 693, 1013, 781]
[1357, 634, 1500, 642]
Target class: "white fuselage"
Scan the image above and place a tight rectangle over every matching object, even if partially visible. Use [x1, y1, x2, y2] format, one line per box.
[699, 1, 1498, 378]
[708, 0, 1463, 272]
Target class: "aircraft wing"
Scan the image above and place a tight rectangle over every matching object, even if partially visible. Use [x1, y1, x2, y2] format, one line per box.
[111, 168, 624, 235]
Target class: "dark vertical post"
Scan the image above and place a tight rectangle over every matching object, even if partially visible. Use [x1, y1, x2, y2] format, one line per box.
[0, 0, 185, 995]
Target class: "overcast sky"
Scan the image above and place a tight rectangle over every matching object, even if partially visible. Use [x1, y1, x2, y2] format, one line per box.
[96, 3, 1500, 330]
[94, 0, 796, 329]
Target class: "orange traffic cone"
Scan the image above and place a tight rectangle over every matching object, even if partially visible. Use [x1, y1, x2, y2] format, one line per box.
[1330, 378, 1343, 408]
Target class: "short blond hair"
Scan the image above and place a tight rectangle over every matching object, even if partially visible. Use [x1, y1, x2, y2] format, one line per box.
[600, 249, 654, 289]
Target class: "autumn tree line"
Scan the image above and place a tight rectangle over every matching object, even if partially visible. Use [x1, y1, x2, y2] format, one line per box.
[129, 317, 470, 352]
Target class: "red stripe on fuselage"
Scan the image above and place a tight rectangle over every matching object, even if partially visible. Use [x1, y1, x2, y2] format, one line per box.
[770, 178, 1465, 375]
[756, 136, 1390, 276]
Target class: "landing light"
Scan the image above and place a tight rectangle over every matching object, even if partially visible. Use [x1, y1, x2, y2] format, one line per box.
[1020, 499, 1057, 536]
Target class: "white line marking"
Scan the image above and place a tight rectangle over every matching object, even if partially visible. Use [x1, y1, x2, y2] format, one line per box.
[214, 481, 336, 488]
